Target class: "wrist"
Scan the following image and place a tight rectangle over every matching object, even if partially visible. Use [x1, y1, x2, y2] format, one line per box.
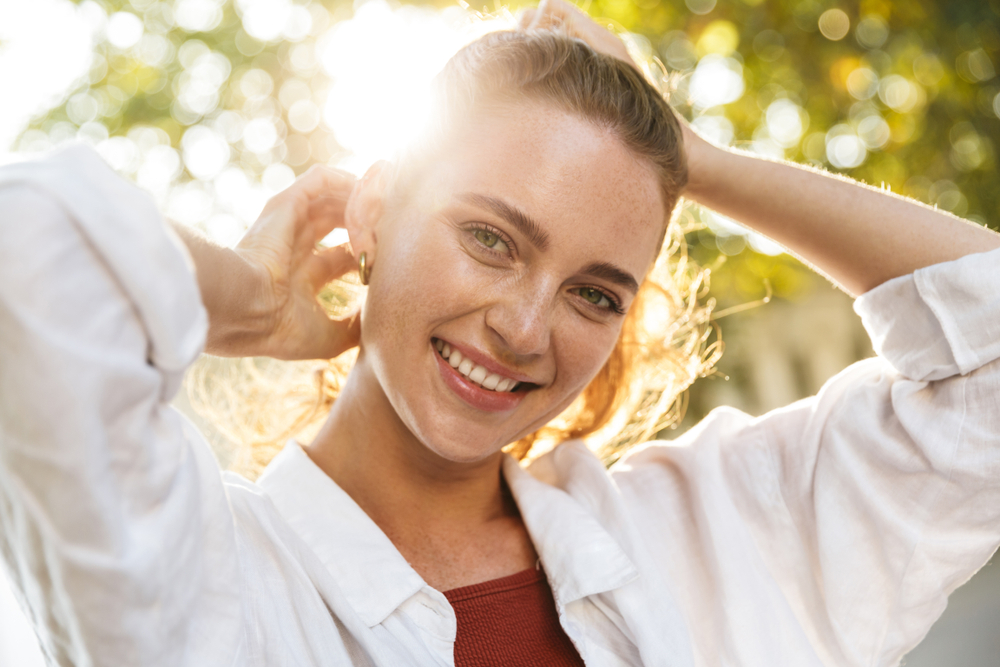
[681, 128, 727, 203]
[203, 252, 277, 356]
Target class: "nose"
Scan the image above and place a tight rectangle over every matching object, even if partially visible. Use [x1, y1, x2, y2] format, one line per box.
[484, 279, 553, 358]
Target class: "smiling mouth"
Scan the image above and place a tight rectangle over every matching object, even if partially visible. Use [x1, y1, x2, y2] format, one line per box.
[433, 338, 534, 393]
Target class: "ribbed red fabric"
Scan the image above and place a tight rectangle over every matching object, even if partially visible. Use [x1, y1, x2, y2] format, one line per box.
[443, 567, 585, 667]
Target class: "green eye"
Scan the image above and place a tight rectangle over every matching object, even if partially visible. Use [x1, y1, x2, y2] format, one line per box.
[474, 229, 499, 248]
[580, 288, 608, 306]
[572, 287, 624, 315]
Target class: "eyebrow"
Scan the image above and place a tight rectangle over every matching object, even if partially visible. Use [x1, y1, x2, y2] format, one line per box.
[581, 261, 640, 295]
[457, 192, 638, 295]
[457, 192, 551, 252]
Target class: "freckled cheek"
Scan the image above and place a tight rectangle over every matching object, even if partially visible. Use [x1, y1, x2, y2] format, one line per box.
[363, 232, 488, 343]
[550, 320, 620, 395]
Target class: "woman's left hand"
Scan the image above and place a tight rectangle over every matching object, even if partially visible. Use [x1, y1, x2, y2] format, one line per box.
[518, 0, 638, 69]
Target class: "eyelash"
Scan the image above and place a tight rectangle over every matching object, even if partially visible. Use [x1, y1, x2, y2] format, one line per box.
[467, 223, 516, 258]
[465, 223, 625, 316]
[574, 287, 626, 315]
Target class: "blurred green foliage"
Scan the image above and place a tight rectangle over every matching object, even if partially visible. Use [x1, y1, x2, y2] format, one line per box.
[20, 0, 1000, 309]
[583, 0, 1000, 306]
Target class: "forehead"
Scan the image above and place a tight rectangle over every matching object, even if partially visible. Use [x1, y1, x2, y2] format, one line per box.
[414, 102, 666, 270]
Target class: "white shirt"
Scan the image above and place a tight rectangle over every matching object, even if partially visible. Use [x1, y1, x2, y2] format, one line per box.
[1, 145, 998, 667]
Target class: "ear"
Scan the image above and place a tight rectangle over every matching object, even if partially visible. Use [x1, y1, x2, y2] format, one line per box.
[345, 160, 390, 265]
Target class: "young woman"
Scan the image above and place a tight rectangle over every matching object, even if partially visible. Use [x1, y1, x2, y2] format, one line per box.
[1, 2, 998, 665]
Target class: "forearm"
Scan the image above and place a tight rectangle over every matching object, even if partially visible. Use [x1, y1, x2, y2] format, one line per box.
[170, 222, 274, 355]
[684, 141, 1000, 296]
[1, 165, 242, 667]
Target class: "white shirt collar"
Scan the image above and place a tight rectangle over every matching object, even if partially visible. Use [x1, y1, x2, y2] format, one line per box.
[501, 454, 639, 605]
[257, 442, 426, 627]
[258, 441, 638, 626]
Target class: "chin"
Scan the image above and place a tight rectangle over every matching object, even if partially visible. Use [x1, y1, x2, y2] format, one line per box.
[421, 434, 507, 465]
[389, 398, 515, 465]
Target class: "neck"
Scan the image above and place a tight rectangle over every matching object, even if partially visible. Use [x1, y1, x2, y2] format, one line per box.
[305, 353, 512, 536]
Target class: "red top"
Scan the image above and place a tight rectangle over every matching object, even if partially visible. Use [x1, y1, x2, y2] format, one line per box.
[444, 566, 586, 667]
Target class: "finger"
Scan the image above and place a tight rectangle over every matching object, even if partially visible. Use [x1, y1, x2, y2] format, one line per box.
[524, 0, 636, 67]
[526, 0, 549, 30]
[314, 308, 362, 360]
[529, 12, 560, 31]
[307, 193, 350, 244]
[517, 7, 536, 29]
[548, 0, 588, 21]
[528, 0, 580, 30]
[263, 165, 355, 228]
[271, 167, 356, 246]
[306, 243, 358, 291]
[293, 164, 356, 201]
[274, 304, 361, 361]
[300, 166, 358, 241]
[257, 165, 353, 223]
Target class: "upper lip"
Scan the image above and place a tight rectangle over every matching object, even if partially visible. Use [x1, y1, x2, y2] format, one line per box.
[434, 338, 542, 385]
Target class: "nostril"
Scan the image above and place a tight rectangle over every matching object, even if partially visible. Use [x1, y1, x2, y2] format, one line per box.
[484, 302, 553, 359]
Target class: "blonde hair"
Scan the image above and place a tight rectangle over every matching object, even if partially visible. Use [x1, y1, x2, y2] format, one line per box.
[189, 30, 720, 476]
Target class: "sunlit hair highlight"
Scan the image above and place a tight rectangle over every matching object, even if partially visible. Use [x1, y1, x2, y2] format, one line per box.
[188, 29, 719, 476]
[393, 30, 688, 229]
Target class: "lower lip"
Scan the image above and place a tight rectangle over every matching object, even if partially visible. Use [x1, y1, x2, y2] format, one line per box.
[434, 345, 527, 413]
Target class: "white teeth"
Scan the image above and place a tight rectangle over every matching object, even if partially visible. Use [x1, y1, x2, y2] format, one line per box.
[469, 365, 487, 385]
[435, 342, 523, 393]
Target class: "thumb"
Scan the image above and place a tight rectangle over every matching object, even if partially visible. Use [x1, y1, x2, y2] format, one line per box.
[319, 308, 362, 359]
[286, 306, 361, 361]
[307, 244, 359, 291]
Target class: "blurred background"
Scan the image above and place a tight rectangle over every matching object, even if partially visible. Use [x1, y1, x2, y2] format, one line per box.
[1, 0, 998, 663]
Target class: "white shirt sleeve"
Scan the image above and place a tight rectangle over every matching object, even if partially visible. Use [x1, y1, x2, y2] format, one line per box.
[611, 247, 1000, 666]
[0, 146, 242, 667]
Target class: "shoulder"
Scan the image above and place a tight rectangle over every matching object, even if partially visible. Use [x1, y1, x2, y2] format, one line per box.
[522, 407, 762, 497]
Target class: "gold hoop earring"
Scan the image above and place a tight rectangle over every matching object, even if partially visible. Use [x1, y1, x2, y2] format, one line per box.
[359, 251, 371, 286]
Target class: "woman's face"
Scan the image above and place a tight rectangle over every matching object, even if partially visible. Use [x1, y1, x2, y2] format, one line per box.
[359, 101, 667, 463]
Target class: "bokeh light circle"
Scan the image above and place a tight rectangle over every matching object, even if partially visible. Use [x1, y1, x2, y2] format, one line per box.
[106, 11, 144, 49]
[826, 125, 867, 169]
[688, 55, 745, 111]
[818, 9, 850, 42]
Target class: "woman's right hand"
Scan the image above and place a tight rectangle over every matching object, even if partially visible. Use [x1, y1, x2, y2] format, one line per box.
[179, 165, 362, 361]
[517, 0, 711, 196]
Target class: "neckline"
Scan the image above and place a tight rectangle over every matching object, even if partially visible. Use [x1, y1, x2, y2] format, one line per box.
[258, 441, 639, 626]
[443, 566, 544, 602]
